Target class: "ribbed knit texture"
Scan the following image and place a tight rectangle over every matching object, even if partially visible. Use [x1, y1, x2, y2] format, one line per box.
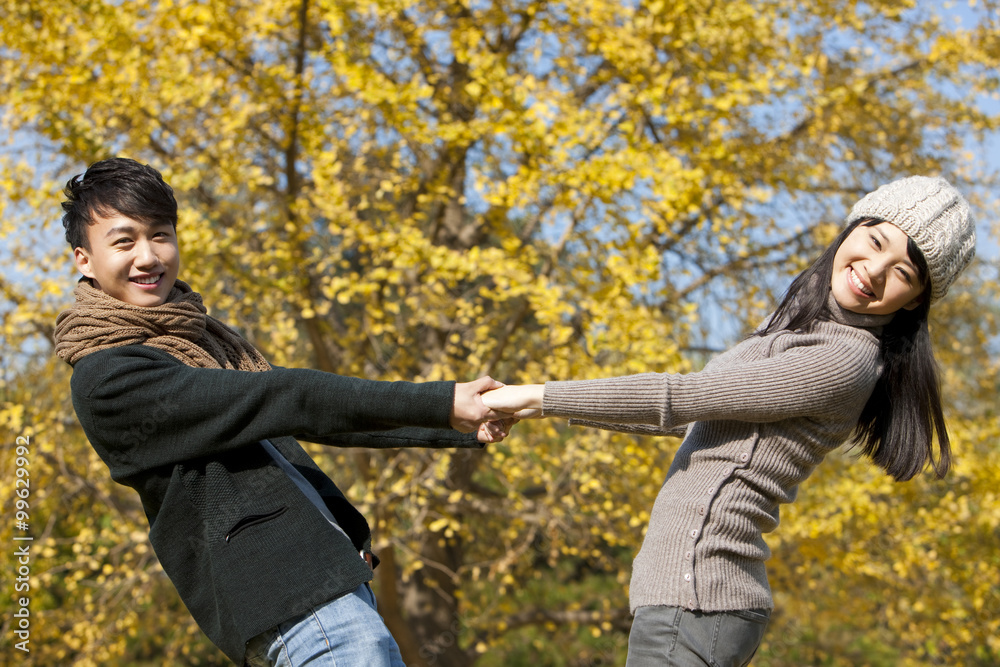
[846, 175, 975, 302]
[543, 294, 893, 613]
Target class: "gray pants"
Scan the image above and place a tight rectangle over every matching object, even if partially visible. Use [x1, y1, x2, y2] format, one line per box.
[626, 605, 770, 667]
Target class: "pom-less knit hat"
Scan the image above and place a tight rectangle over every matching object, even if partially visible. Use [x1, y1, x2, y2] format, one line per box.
[845, 175, 976, 302]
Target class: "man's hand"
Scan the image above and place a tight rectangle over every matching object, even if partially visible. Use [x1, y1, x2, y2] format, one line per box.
[476, 418, 518, 444]
[450, 376, 515, 432]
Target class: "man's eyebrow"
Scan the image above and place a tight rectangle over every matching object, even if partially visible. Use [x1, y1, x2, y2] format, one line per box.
[102, 221, 172, 237]
[104, 224, 137, 238]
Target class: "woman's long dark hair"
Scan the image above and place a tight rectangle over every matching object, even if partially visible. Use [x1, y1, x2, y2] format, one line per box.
[759, 219, 950, 481]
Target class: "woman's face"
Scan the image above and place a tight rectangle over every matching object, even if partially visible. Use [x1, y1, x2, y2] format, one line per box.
[831, 222, 926, 316]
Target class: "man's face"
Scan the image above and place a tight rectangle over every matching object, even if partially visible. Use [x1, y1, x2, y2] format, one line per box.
[74, 211, 180, 307]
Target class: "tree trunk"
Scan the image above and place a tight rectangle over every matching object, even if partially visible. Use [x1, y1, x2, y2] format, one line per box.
[398, 534, 471, 667]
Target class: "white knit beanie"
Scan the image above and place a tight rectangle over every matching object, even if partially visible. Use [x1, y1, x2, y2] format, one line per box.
[845, 175, 976, 302]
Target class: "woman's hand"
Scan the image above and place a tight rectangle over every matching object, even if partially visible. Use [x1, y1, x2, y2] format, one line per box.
[481, 384, 545, 419]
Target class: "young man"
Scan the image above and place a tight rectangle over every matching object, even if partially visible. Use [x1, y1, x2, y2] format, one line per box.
[54, 157, 513, 666]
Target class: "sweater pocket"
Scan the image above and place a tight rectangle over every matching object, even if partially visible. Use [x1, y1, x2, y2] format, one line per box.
[224, 506, 288, 543]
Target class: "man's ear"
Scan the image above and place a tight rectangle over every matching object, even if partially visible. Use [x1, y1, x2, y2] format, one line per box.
[74, 247, 96, 279]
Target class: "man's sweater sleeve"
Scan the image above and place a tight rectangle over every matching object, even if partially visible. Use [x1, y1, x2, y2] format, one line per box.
[305, 426, 477, 449]
[542, 335, 881, 430]
[71, 346, 472, 477]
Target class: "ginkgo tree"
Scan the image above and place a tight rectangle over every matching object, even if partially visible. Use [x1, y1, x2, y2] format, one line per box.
[2, 0, 999, 665]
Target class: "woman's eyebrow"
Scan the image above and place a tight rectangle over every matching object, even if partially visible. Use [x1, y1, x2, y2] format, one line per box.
[875, 226, 920, 275]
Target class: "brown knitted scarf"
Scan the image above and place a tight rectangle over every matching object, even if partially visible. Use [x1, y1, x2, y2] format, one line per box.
[54, 279, 271, 371]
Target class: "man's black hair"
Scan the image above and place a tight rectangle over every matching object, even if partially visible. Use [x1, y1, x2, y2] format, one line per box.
[61, 157, 177, 250]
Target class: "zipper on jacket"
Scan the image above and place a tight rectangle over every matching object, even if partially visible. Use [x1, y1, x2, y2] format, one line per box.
[224, 507, 288, 543]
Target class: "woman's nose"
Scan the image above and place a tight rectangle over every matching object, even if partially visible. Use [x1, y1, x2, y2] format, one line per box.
[866, 259, 891, 285]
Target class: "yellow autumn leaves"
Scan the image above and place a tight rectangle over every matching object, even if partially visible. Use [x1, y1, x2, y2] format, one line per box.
[2, 0, 999, 664]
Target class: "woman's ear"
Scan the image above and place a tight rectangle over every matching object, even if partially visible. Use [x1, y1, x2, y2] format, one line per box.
[902, 294, 925, 311]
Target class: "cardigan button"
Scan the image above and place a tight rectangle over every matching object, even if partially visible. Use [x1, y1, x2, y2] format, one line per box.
[739, 452, 749, 462]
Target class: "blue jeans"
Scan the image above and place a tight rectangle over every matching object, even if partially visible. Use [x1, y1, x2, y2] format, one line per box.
[243, 584, 405, 667]
[626, 605, 770, 667]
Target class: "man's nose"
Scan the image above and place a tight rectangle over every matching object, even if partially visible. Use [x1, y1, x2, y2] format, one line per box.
[134, 240, 159, 268]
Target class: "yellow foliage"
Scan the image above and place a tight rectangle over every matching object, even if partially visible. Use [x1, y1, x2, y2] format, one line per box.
[2, 0, 999, 665]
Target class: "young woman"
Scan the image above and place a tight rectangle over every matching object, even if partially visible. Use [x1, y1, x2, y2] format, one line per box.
[482, 176, 976, 667]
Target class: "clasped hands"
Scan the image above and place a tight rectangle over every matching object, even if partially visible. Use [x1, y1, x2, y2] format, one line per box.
[450, 378, 545, 443]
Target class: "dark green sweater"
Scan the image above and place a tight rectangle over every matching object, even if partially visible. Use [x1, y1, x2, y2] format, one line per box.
[69, 344, 480, 664]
